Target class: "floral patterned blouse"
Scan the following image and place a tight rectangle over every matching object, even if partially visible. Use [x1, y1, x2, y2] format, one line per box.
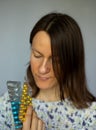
[0, 92, 96, 130]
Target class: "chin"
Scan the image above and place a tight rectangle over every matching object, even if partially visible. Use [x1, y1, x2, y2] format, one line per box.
[36, 83, 52, 90]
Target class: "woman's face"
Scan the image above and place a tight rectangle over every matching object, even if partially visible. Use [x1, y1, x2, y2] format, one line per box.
[30, 31, 59, 91]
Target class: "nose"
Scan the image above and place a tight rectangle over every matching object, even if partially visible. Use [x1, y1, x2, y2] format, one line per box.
[39, 59, 51, 74]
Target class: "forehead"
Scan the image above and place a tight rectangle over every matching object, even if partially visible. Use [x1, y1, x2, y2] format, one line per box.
[32, 31, 52, 56]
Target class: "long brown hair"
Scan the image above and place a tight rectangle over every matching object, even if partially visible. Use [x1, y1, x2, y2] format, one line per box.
[27, 12, 96, 109]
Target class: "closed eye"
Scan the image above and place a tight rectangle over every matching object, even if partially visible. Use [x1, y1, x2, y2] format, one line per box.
[32, 48, 42, 58]
[33, 54, 42, 58]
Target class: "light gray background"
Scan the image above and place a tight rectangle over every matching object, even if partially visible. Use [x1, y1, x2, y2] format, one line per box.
[0, 0, 96, 96]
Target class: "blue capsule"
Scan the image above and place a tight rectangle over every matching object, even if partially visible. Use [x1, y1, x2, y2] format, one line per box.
[13, 111, 18, 115]
[14, 116, 19, 119]
[15, 120, 22, 124]
[15, 124, 23, 129]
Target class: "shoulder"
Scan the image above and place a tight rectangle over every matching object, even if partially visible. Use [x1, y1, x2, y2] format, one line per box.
[79, 102, 96, 128]
[88, 102, 96, 119]
[0, 92, 15, 130]
[63, 100, 96, 128]
[63, 101, 96, 129]
[0, 92, 12, 118]
[0, 92, 9, 106]
[0, 92, 11, 108]
[86, 101, 96, 117]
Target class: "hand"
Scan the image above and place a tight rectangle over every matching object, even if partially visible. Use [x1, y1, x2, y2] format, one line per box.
[22, 106, 45, 130]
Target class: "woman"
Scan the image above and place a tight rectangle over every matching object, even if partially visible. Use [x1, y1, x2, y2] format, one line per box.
[0, 12, 96, 130]
[23, 12, 96, 130]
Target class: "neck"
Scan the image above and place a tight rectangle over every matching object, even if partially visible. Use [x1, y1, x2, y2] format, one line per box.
[36, 87, 60, 102]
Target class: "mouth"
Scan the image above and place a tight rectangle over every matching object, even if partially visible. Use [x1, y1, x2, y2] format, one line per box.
[36, 75, 50, 81]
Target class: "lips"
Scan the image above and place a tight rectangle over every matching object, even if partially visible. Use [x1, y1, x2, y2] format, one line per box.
[36, 75, 50, 81]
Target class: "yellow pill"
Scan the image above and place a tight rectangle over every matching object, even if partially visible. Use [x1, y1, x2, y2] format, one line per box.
[19, 112, 26, 116]
[29, 103, 32, 105]
[22, 97, 27, 101]
[26, 101, 30, 104]
[28, 98, 32, 102]
[19, 110, 24, 113]
[23, 85, 28, 89]
[23, 87, 27, 90]
[27, 96, 32, 100]
[21, 94, 25, 97]
[21, 118, 25, 122]
[23, 90, 27, 94]
[20, 106, 25, 109]
[21, 96, 24, 99]
[19, 115, 24, 119]
[29, 98, 32, 101]
[27, 95, 30, 97]
[19, 113, 25, 118]
[23, 93, 27, 96]
[21, 95, 25, 99]
[20, 107, 26, 112]
[23, 101, 27, 104]
[19, 118, 25, 122]
[20, 104, 25, 107]
[20, 99, 25, 103]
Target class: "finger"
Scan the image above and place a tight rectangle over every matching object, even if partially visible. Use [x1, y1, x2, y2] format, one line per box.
[22, 106, 33, 130]
[31, 111, 38, 130]
[42, 123, 46, 130]
[37, 119, 43, 130]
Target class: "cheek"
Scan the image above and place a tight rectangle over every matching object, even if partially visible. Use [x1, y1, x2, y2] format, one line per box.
[30, 60, 36, 73]
[30, 57, 39, 74]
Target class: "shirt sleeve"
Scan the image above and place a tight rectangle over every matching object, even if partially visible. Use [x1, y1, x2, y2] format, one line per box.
[0, 92, 15, 130]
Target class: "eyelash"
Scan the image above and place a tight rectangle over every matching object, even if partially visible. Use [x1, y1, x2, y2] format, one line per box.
[33, 54, 42, 58]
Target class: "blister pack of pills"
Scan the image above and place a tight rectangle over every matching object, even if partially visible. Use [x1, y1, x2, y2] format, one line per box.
[7, 81, 32, 129]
